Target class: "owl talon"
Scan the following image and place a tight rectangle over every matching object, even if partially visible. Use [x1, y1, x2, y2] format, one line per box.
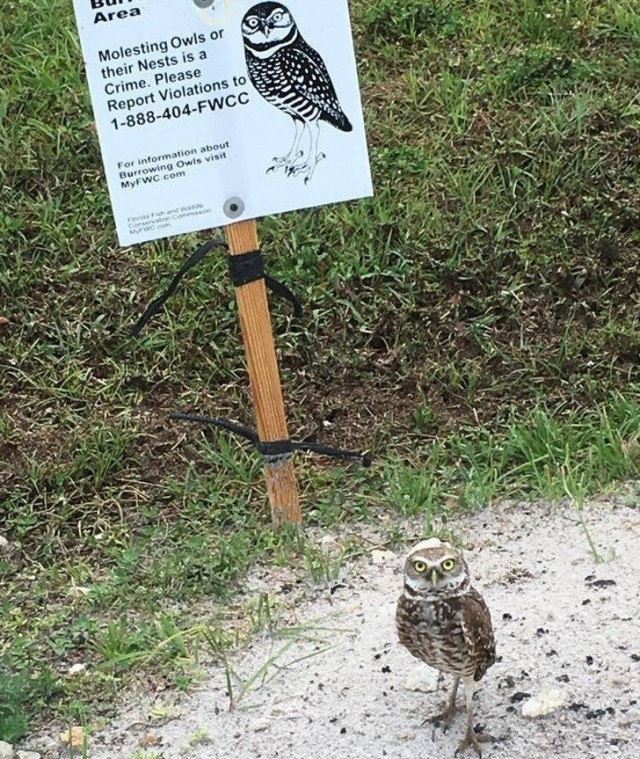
[422, 703, 459, 732]
[287, 161, 311, 178]
[455, 727, 494, 757]
[267, 150, 304, 174]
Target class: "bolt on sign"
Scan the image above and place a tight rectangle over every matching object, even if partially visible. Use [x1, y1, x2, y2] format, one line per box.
[72, 0, 373, 245]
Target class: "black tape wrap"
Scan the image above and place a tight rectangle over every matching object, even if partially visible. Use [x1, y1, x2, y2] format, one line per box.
[130, 241, 302, 335]
[259, 439, 295, 464]
[170, 412, 372, 467]
[228, 249, 265, 287]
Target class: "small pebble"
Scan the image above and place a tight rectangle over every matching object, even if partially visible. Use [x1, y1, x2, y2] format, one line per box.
[320, 535, 336, 552]
[0, 741, 14, 759]
[522, 688, 570, 718]
[58, 726, 85, 750]
[249, 718, 271, 733]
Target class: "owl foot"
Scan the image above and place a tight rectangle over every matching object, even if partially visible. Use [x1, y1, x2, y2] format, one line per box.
[266, 151, 303, 174]
[284, 152, 325, 184]
[303, 152, 326, 184]
[423, 702, 460, 733]
[454, 726, 494, 758]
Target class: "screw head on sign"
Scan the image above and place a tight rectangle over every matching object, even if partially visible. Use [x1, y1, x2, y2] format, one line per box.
[223, 197, 246, 219]
[193, 0, 215, 8]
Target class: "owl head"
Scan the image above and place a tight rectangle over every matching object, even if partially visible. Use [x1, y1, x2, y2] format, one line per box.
[242, 2, 297, 48]
[403, 538, 470, 597]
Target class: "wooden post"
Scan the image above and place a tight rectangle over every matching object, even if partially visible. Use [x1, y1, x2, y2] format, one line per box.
[224, 219, 301, 526]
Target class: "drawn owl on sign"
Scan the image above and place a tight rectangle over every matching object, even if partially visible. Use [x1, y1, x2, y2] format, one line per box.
[241, 2, 353, 184]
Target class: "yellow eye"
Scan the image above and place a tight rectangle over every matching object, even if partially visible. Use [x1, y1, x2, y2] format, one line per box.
[441, 559, 456, 571]
[413, 560, 427, 573]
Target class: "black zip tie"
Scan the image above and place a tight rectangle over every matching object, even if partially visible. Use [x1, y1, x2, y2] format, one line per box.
[171, 412, 372, 467]
[130, 240, 226, 337]
[130, 242, 302, 336]
[264, 273, 303, 317]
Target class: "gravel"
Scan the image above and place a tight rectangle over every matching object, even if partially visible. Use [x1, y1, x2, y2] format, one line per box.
[33, 498, 640, 758]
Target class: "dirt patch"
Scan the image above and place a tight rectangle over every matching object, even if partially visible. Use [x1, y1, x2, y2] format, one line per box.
[32, 497, 640, 759]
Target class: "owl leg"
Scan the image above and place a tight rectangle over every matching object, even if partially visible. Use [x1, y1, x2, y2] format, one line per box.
[425, 675, 460, 731]
[288, 121, 325, 184]
[304, 121, 324, 184]
[454, 676, 494, 757]
[267, 119, 304, 173]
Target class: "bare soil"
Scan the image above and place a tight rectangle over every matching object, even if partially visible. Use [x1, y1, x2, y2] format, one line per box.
[36, 496, 640, 759]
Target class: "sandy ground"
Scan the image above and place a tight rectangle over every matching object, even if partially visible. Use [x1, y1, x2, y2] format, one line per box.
[38, 498, 640, 758]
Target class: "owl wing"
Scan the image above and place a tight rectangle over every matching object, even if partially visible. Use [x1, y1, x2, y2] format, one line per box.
[460, 588, 496, 681]
[281, 40, 352, 131]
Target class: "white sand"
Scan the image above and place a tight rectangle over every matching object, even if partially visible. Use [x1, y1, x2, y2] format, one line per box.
[46, 498, 640, 758]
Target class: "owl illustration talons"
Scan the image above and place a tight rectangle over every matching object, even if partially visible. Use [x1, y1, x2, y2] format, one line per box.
[242, 2, 353, 183]
[266, 149, 303, 174]
[396, 538, 496, 758]
[286, 151, 325, 185]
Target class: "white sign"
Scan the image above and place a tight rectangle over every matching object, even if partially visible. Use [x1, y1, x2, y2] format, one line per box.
[71, 0, 373, 245]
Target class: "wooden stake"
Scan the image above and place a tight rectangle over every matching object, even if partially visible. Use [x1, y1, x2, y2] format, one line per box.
[224, 219, 301, 526]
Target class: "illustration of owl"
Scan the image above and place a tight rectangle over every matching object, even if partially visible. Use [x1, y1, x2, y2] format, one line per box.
[241, 2, 353, 184]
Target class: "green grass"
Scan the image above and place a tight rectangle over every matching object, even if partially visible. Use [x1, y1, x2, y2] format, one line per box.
[2, 0, 640, 742]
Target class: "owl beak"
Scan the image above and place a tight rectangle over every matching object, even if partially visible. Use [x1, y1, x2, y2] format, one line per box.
[263, 22, 271, 37]
[431, 569, 440, 588]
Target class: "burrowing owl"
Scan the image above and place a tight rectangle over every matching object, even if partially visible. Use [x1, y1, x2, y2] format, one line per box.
[396, 538, 496, 756]
[241, 2, 353, 183]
